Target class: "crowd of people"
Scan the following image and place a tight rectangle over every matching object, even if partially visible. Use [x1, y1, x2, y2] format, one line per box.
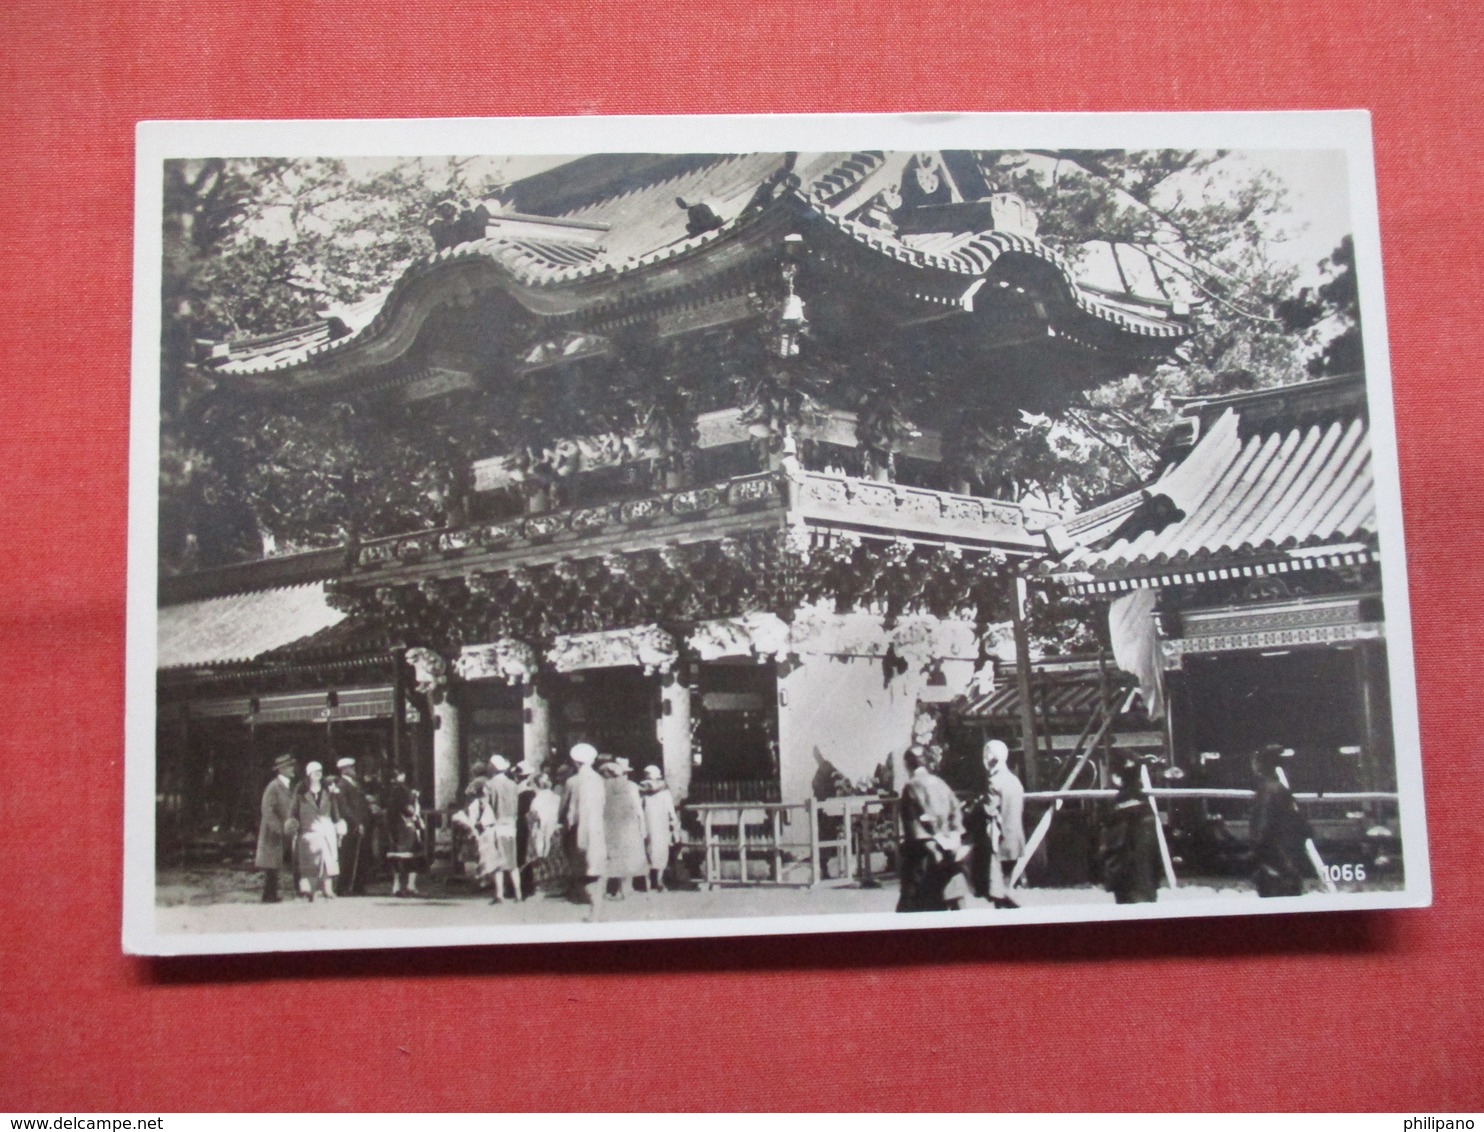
[253, 744, 683, 915]
[253, 735, 1330, 913]
[896, 739, 1026, 913]
[894, 737, 1329, 912]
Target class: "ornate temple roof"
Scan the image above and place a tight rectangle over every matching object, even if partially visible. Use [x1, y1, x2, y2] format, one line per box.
[201, 151, 1195, 390]
[1048, 375, 1377, 595]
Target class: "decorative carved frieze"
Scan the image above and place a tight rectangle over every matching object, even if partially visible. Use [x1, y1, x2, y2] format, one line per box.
[355, 470, 1044, 576]
[789, 471, 1044, 549]
[1180, 598, 1364, 639]
[688, 612, 792, 662]
[549, 624, 678, 675]
[1160, 621, 1385, 668]
[455, 639, 539, 686]
[728, 476, 780, 507]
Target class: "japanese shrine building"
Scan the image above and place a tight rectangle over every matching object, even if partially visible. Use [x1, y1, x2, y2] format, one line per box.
[161, 150, 1194, 827]
[1046, 374, 1390, 797]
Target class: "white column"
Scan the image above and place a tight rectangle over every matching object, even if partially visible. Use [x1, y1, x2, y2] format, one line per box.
[523, 681, 552, 773]
[431, 693, 461, 811]
[658, 671, 692, 802]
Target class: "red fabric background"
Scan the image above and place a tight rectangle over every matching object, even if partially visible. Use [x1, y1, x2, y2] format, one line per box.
[1, 0, 1481, 1112]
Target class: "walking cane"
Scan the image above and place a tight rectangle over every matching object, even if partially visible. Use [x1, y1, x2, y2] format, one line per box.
[347, 821, 362, 894]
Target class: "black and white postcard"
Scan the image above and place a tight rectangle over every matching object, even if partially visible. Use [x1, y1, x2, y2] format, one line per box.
[125, 112, 1429, 955]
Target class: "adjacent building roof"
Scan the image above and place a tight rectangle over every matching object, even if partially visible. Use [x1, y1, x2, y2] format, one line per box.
[1050, 376, 1377, 594]
[156, 583, 348, 670]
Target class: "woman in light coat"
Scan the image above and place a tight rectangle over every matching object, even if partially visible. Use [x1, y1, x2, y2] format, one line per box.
[640, 765, 681, 891]
[486, 756, 523, 904]
[451, 777, 500, 890]
[601, 757, 649, 899]
[290, 761, 343, 901]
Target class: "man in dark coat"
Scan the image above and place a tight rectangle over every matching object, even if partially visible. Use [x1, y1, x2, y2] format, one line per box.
[1099, 756, 1160, 904]
[1250, 744, 1316, 897]
[897, 747, 969, 913]
[331, 756, 373, 895]
[254, 753, 297, 903]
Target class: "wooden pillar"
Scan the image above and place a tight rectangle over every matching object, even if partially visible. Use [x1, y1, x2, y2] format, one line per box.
[658, 669, 693, 802]
[1355, 641, 1389, 792]
[390, 651, 406, 775]
[431, 690, 461, 811]
[1010, 573, 1040, 791]
[523, 680, 552, 773]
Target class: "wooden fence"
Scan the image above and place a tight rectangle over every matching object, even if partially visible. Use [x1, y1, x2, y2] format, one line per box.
[684, 796, 900, 888]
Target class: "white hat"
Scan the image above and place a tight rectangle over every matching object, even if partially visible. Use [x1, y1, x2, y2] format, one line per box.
[490, 754, 510, 772]
[984, 739, 1009, 764]
[570, 742, 598, 765]
[335, 757, 356, 770]
[305, 760, 323, 774]
[643, 764, 664, 780]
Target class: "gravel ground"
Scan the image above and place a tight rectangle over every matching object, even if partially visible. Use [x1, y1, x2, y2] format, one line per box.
[152, 865, 1401, 935]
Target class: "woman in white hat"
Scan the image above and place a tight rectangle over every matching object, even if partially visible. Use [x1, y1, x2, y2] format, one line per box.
[601, 756, 648, 900]
[640, 765, 682, 892]
[289, 761, 344, 901]
[486, 755, 522, 904]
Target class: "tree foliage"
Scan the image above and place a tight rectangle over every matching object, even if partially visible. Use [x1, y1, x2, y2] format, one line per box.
[913, 151, 1365, 515]
[159, 157, 516, 570]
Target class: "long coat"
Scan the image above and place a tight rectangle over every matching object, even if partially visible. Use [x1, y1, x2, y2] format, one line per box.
[254, 776, 295, 870]
[489, 773, 520, 871]
[331, 775, 372, 831]
[987, 765, 1027, 861]
[605, 775, 649, 879]
[525, 787, 562, 864]
[897, 768, 970, 911]
[560, 764, 608, 878]
[290, 784, 342, 880]
[642, 784, 680, 872]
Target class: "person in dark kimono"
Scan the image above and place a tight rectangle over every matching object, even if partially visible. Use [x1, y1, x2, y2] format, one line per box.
[1099, 756, 1160, 904]
[385, 767, 425, 898]
[330, 757, 373, 896]
[897, 747, 970, 913]
[254, 753, 297, 903]
[1249, 744, 1316, 898]
[289, 761, 343, 902]
[559, 743, 607, 921]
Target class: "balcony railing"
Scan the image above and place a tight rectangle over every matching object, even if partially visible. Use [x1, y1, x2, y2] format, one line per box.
[351, 473, 785, 574]
[349, 469, 1064, 577]
[789, 470, 1059, 550]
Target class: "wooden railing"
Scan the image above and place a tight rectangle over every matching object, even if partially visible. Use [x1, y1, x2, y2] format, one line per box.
[684, 795, 898, 888]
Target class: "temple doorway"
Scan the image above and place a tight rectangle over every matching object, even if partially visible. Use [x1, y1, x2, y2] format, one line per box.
[1174, 645, 1367, 792]
[690, 661, 779, 802]
[553, 667, 663, 770]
